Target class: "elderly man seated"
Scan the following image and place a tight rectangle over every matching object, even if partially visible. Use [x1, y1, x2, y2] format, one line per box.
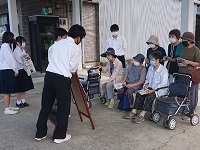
[125, 51, 168, 123]
[118, 54, 146, 108]
[99, 48, 124, 108]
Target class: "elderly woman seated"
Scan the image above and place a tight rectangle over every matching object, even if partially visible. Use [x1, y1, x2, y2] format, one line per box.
[125, 51, 168, 123]
[118, 54, 146, 108]
[99, 48, 124, 109]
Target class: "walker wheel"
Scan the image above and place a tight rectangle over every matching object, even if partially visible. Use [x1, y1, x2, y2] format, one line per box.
[190, 114, 199, 126]
[100, 97, 106, 104]
[167, 117, 176, 130]
[163, 117, 169, 128]
[152, 112, 160, 123]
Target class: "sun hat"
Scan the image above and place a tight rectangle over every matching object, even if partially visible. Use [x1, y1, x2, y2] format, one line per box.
[181, 32, 195, 42]
[146, 35, 159, 46]
[101, 47, 117, 57]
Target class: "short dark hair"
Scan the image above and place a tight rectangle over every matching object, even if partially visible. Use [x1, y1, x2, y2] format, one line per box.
[54, 28, 68, 40]
[15, 36, 26, 46]
[150, 51, 162, 60]
[68, 24, 86, 40]
[110, 24, 119, 32]
[2, 31, 14, 44]
[169, 29, 181, 39]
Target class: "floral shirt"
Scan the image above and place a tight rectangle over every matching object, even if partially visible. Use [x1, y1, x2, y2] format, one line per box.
[102, 58, 124, 84]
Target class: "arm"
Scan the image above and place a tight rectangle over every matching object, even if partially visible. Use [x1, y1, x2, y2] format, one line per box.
[2, 45, 18, 74]
[101, 63, 109, 73]
[122, 37, 127, 53]
[13, 48, 23, 65]
[69, 47, 81, 73]
[126, 67, 146, 88]
[106, 61, 122, 83]
[121, 65, 130, 83]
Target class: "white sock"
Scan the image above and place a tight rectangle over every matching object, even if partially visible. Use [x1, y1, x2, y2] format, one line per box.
[110, 99, 114, 104]
[17, 100, 22, 105]
[5, 107, 9, 110]
[21, 99, 26, 103]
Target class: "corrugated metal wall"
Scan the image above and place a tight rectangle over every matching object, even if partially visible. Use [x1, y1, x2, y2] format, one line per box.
[97, 0, 182, 61]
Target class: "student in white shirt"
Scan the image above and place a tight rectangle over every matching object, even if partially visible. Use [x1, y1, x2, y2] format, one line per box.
[35, 24, 86, 144]
[13, 36, 34, 108]
[0, 32, 19, 115]
[107, 24, 127, 68]
[128, 51, 168, 124]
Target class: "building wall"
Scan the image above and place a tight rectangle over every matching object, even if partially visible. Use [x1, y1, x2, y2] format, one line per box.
[82, 2, 100, 65]
[97, 0, 182, 62]
[0, 3, 8, 15]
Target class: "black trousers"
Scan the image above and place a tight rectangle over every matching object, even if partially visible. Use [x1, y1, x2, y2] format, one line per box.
[36, 72, 71, 139]
[133, 93, 156, 112]
[117, 55, 125, 68]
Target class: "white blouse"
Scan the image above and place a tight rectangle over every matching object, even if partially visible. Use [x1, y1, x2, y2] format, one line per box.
[13, 46, 26, 70]
[0, 43, 18, 73]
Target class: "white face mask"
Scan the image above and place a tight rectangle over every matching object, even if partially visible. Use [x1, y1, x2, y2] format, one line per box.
[149, 44, 156, 49]
[169, 37, 176, 44]
[111, 31, 119, 37]
[133, 61, 140, 66]
[22, 42, 26, 47]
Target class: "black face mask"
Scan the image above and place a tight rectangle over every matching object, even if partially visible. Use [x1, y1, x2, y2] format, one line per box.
[182, 41, 189, 47]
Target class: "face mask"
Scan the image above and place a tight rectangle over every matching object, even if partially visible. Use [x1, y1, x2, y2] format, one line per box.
[22, 42, 26, 47]
[169, 38, 176, 44]
[182, 41, 189, 47]
[133, 61, 140, 66]
[150, 60, 156, 67]
[111, 31, 119, 37]
[149, 44, 156, 49]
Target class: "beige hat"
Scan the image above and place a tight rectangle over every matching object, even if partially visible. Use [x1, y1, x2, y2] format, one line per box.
[146, 35, 159, 46]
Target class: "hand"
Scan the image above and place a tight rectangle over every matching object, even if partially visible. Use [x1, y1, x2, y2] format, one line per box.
[145, 58, 149, 64]
[163, 56, 168, 61]
[97, 66, 102, 69]
[183, 60, 190, 65]
[125, 84, 133, 88]
[102, 83, 106, 89]
[143, 84, 148, 90]
[14, 73, 18, 77]
[146, 89, 155, 94]
[71, 72, 76, 75]
[167, 57, 173, 61]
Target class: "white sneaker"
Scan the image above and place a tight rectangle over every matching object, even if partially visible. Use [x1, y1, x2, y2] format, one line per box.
[35, 135, 47, 141]
[4, 108, 18, 115]
[54, 134, 71, 144]
[9, 106, 19, 111]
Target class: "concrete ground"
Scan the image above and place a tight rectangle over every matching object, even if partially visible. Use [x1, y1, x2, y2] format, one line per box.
[0, 71, 200, 150]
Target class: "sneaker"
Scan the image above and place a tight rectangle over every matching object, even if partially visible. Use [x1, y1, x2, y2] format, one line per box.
[4, 108, 18, 115]
[16, 103, 25, 108]
[54, 134, 71, 144]
[124, 112, 137, 119]
[22, 102, 29, 107]
[133, 114, 145, 124]
[9, 106, 19, 111]
[108, 101, 117, 109]
[35, 135, 47, 141]
[104, 101, 110, 106]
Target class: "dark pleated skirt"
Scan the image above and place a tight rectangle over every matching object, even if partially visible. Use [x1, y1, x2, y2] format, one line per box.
[0, 69, 17, 94]
[15, 69, 34, 92]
